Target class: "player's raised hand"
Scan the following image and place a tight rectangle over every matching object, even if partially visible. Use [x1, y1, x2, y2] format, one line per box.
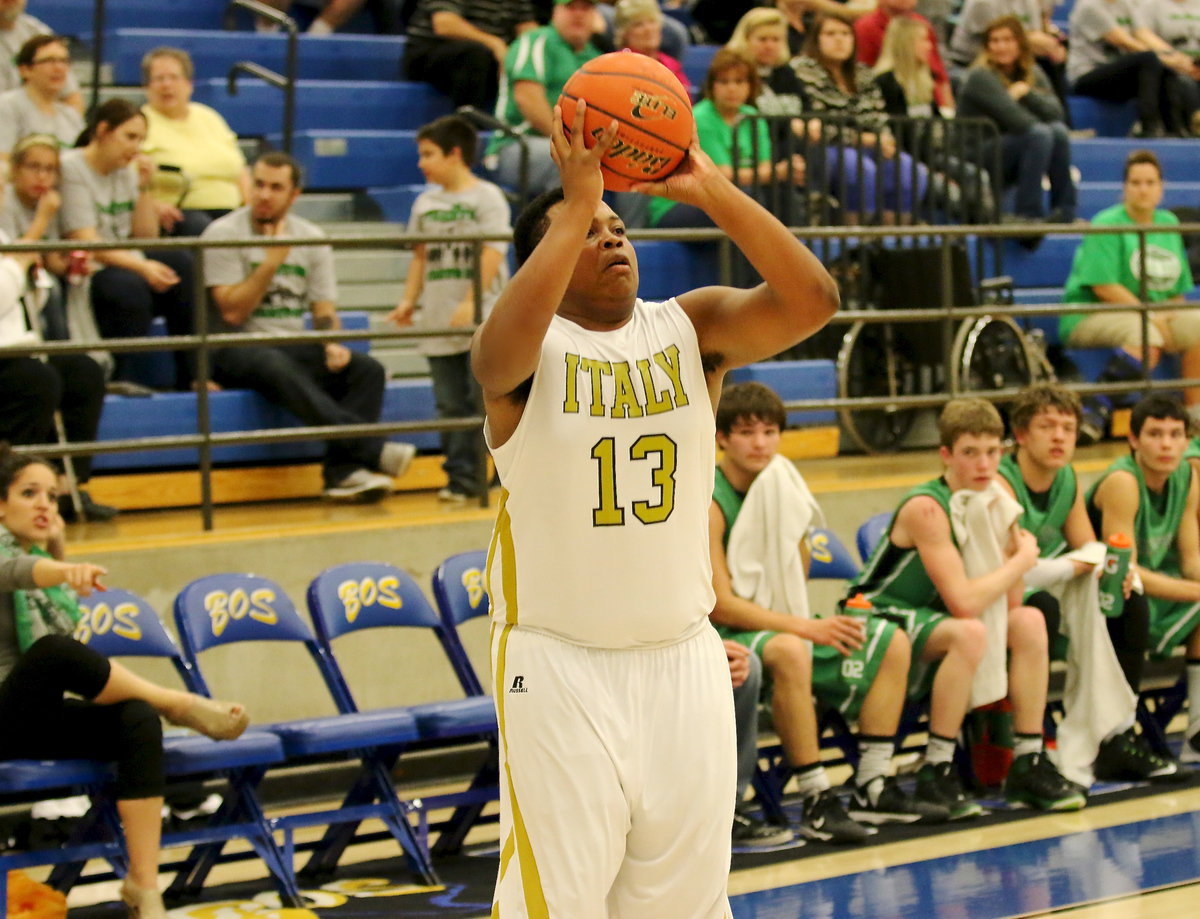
[629, 125, 723, 205]
[550, 101, 617, 208]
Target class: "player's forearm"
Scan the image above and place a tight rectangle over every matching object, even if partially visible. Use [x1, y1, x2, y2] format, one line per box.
[1139, 567, 1200, 603]
[945, 558, 1030, 618]
[131, 193, 161, 239]
[710, 593, 800, 636]
[211, 261, 280, 326]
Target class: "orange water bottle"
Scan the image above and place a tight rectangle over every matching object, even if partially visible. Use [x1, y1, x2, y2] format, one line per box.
[841, 593, 873, 679]
[1098, 533, 1133, 618]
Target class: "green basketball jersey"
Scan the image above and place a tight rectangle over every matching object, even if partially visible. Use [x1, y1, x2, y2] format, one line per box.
[998, 453, 1076, 559]
[1186, 437, 1200, 463]
[849, 477, 954, 611]
[712, 466, 743, 552]
[1085, 454, 1192, 574]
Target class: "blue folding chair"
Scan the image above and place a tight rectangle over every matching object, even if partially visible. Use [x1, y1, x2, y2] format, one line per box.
[856, 512, 892, 564]
[172, 573, 438, 887]
[808, 527, 861, 581]
[430, 549, 490, 695]
[307, 561, 498, 859]
[74, 589, 301, 906]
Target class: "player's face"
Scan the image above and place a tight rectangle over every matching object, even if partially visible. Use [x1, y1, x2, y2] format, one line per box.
[1015, 407, 1077, 470]
[1130, 416, 1188, 476]
[0, 462, 57, 550]
[20, 40, 70, 97]
[12, 144, 58, 203]
[558, 200, 639, 318]
[940, 433, 1003, 491]
[144, 55, 193, 116]
[817, 19, 855, 64]
[622, 17, 661, 56]
[748, 27, 786, 66]
[1124, 163, 1164, 217]
[416, 139, 455, 187]
[250, 162, 300, 226]
[717, 417, 782, 478]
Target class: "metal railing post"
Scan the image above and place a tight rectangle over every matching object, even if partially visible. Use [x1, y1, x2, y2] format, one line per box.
[225, 0, 298, 153]
[193, 242, 215, 531]
[89, 0, 106, 114]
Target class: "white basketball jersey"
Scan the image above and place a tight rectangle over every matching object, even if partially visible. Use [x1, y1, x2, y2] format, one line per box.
[485, 298, 717, 649]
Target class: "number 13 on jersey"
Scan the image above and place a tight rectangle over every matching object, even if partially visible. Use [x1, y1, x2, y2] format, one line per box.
[591, 433, 678, 526]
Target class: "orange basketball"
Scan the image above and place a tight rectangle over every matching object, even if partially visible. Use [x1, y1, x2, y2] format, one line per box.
[558, 51, 693, 192]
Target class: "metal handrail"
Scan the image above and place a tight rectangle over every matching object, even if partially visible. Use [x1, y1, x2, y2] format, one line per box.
[224, 0, 297, 152]
[89, 0, 105, 113]
[0, 221, 1191, 527]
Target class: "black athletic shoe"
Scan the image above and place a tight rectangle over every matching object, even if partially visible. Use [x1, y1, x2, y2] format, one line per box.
[1094, 729, 1182, 782]
[1004, 753, 1086, 811]
[59, 490, 118, 523]
[731, 809, 796, 848]
[849, 774, 949, 825]
[914, 761, 984, 820]
[798, 789, 873, 844]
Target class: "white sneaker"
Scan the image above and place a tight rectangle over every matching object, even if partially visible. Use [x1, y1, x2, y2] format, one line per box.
[379, 442, 417, 478]
[323, 469, 393, 502]
[1181, 733, 1200, 764]
[437, 487, 472, 504]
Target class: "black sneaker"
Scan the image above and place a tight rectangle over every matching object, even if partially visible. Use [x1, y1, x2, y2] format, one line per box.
[731, 809, 795, 848]
[849, 775, 949, 825]
[59, 490, 118, 523]
[1004, 753, 1086, 811]
[1094, 729, 1182, 782]
[1181, 732, 1200, 765]
[798, 789, 873, 844]
[915, 761, 984, 820]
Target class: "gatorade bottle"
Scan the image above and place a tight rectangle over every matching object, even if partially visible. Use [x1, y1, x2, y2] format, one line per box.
[841, 593, 872, 680]
[1098, 533, 1133, 618]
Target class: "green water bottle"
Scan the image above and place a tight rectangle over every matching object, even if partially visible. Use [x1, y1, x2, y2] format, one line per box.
[840, 593, 872, 681]
[1098, 533, 1133, 618]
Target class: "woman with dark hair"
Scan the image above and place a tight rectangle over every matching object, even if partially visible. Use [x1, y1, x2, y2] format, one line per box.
[0, 446, 248, 919]
[60, 99, 196, 389]
[958, 16, 1076, 225]
[792, 14, 927, 222]
[0, 35, 82, 152]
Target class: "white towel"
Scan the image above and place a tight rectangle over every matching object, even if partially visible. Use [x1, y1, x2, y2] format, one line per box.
[1043, 542, 1138, 788]
[948, 481, 1023, 708]
[726, 455, 823, 618]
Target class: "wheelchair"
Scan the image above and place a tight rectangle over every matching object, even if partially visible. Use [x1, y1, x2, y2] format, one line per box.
[834, 244, 1054, 453]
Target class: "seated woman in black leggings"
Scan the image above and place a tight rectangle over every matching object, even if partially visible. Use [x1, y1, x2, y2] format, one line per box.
[59, 99, 196, 390]
[0, 446, 248, 919]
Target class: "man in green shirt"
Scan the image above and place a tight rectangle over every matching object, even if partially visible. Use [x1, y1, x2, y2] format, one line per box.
[487, 0, 602, 196]
[709, 383, 947, 844]
[1087, 393, 1200, 765]
[851, 398, 1085, 812]
[999, 384, 1175, 783]
[1060, 150, 1198, 413]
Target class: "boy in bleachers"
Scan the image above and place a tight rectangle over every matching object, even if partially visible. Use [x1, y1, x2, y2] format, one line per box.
[1088, 393, 1200, 767]
[709, 382, 949, 844]
[999, 383, 1176, 785]
[388, 115, 511, 502]
[851, 398, 1085, 811]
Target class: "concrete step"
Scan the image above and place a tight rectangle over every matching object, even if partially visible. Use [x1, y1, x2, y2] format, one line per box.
[293, 193, 357, 223]
[334, 250, 409, 283]
[338, 281, 406, 309]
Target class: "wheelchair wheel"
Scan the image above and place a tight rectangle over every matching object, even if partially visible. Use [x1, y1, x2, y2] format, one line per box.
[837, 321, 920, 454]
[950, 315, 1038, 394]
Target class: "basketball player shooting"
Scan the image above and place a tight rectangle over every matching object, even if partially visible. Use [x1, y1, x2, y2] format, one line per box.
[471, 100, 839, 918]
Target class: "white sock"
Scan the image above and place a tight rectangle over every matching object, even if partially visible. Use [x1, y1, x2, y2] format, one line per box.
[1013, 733, 1043, 759]
[307, 17, 334, 34]
[925, 733, 957, 766]
[1187, 659, 1200, 738]
[794, 764, 830, 799]
[854, 737, 894, 789]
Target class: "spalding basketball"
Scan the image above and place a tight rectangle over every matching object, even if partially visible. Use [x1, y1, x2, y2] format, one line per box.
[558, 51, 693, 192]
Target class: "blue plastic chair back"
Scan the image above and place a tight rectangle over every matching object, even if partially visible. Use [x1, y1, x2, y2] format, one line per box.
[807, 528, 860, 581]
[431, 550, 490, 627]
[174, 573, 313, 655]
[76, 588, 180, 658]
[307, 562, 441, 642]
[856, 512, 893, 564]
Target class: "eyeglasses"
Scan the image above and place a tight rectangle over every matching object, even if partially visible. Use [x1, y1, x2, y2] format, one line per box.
[29, 55, 70, 66]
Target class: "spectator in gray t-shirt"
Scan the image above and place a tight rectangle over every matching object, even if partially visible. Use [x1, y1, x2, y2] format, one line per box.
[1068, 0, 1198, 136]
[0, 0, 81, 110]
[202, 151, 418, 502]
[0, 35, 82, 154]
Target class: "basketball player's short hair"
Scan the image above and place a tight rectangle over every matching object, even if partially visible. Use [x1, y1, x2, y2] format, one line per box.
[938, 398, 1003, 448]
[513, 187, 566, 267]
[416, 115, 478, 164]
[716, 382, 787, 435]
[1130, 392, 1189, 437]
[254, 150, 304, 189]
[1009, 383, 1082, 432]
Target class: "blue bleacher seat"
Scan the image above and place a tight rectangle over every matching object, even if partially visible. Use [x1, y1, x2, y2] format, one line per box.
[681, 45, 718, 91]
[50, 0, 228, 34]
[808, 527, 860, 580]
[173, 573, 439, 885]
[1002, 235, 1080, 289]
[105, 30, 407, 84]
[634, 240, 721, 299]
[271, 130, 422, 189]
[193, 80, 452, 134]
[1071, 138, 1196, 183]
[367, 184, 430, 224]
[727, 360, 838, 427]
[1067, 96, 1137, 138]
[856, 512, 891, 564]
[1076, 182, 1200, 219]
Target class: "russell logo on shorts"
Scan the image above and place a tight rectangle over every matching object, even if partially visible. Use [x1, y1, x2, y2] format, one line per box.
[509, 676, 528, 693]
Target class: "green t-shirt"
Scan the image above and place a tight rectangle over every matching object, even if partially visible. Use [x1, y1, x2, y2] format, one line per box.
[486, 25, 600, 157]
[712, 465, 744, 551]
[1060, 204, 1194, 342]
[998, 453, 1076, 559]
[849, 477, 955, 611]
[1085, 453, 1193, 574]
[647, 100, 772, 227]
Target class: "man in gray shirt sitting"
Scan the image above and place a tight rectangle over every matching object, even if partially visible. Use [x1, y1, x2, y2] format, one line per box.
[201, 152, 416, 502]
